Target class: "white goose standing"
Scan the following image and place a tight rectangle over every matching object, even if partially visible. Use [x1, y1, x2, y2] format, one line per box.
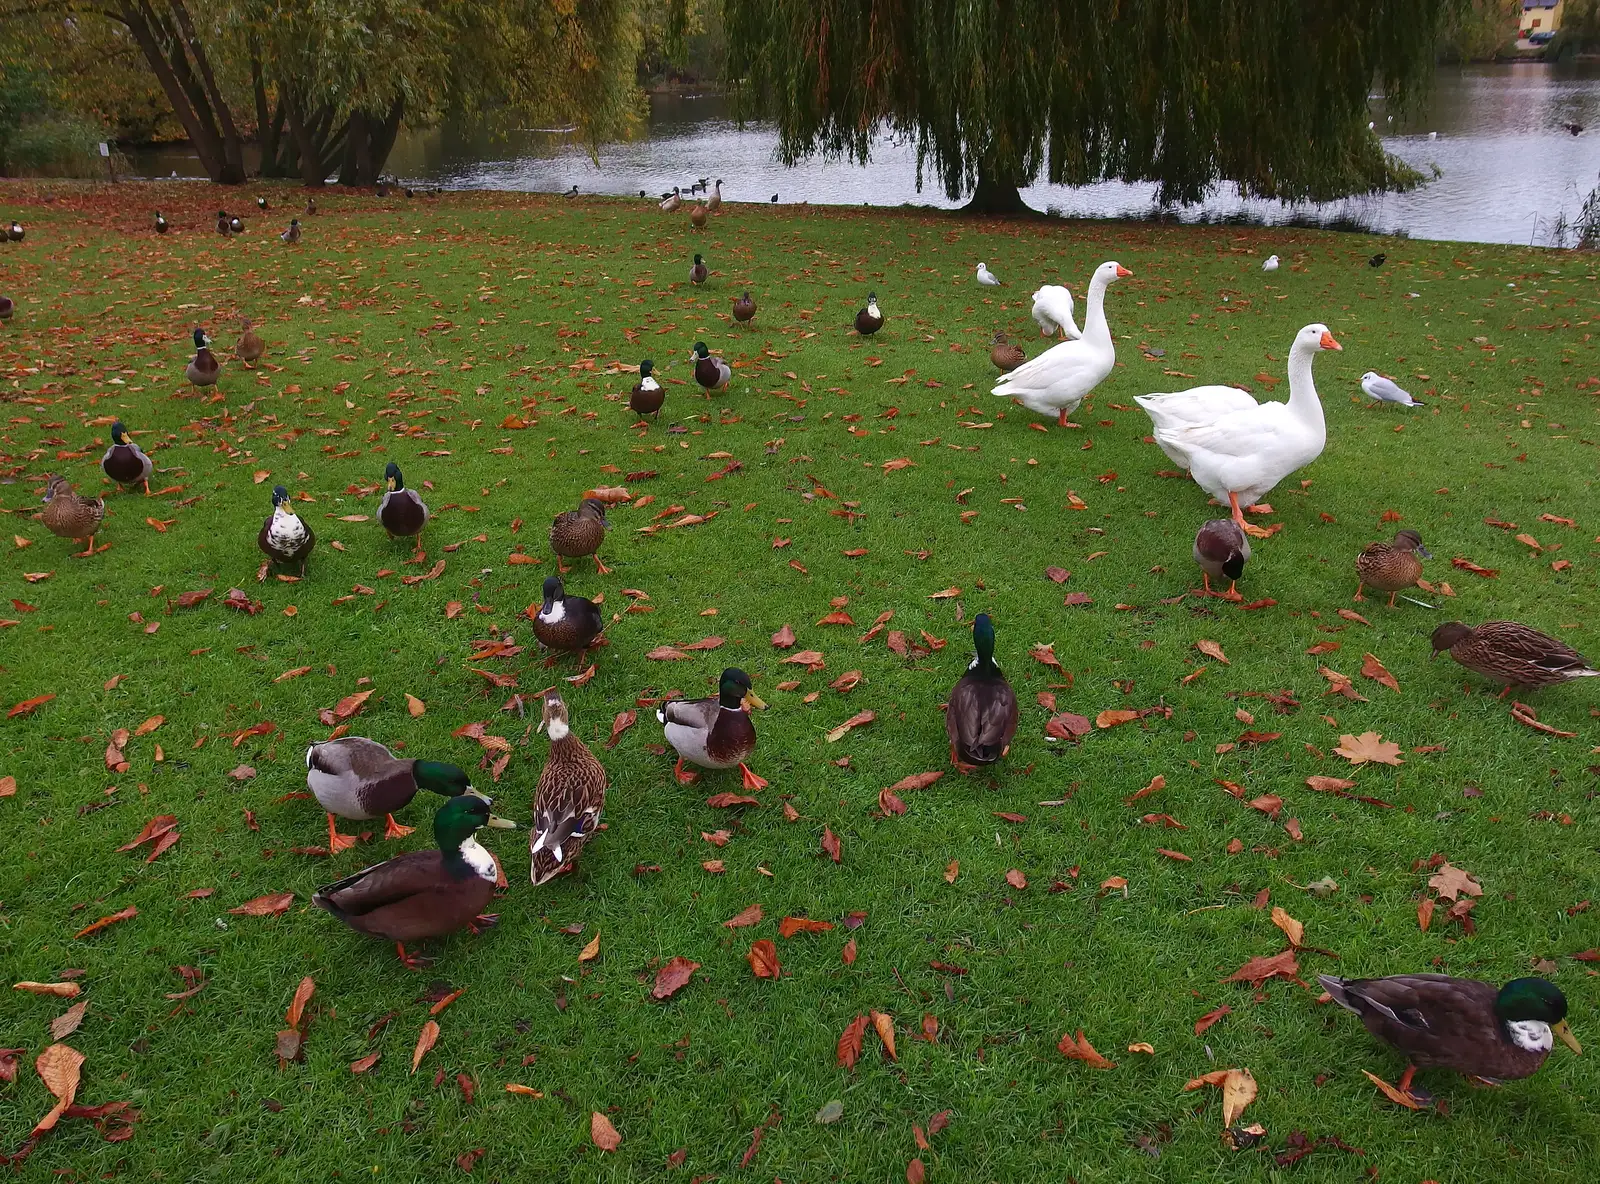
[1030, 284, 1082, 340]
[1136, 323, 1341, 537]
[992, 261, 1129, 427]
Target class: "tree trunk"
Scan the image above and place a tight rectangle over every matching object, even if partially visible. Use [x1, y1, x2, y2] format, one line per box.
[166, 0, 246, 182]
[961, 163, 1033, 215]
[285, 91, 328, 187]
[338, 97, 405, 187]
[117, 2, 230, 182]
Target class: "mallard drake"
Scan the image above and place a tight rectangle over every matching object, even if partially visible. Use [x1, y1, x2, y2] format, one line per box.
[659, 667, 765, 788]
[41, 474, 105, 557]
[660, 187, 682, 212]
[689, 253, 708, 285]
[706, 179, 722, 212]
[7, 220, 24, 242]
[995, 261, 1129, 429]
[946, 613, 1019, 767]
[229, 214, 244, 235]
[690, 203, 708, 229]
[1355, 529, 1430, 605]
[550, 497, 609, 574]
[154, 211, 168, 235]
[855, 292, 883, 336]
[256, 195, 268, 211]
[532, 574, 604, 661]
[0, 295, 14, 321]
[216, 211, 231, 237]
[1320, 974, 1579, 1096]
[101, 421, 152, 495]
[732, 291, 756, 326]
[692, 341, 730, 393]
[529, 692, 607, 885]
[989, 332, 1025, 372]
[306, 736, 498, 849]
[258, 483, 314, 576]
[1430, 620, 1600, 696]
[629, 358, 664, 421]
[280, 218, 300, 244]
[1193, 518, 1249, 600]
[312, 794, 502, 968]
[187, 327, 219, 387]
[377, 461, 429, 544]
[235, 318, 264, 364]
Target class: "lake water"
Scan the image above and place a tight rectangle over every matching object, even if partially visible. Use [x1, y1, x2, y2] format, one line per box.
[144, 63, 1600, 247]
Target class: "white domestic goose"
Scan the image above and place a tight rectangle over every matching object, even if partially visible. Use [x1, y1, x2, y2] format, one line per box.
[1143, 323, 1341, 537]
[1030, 284, 1082, 340]
[992, 261, 1129, 427]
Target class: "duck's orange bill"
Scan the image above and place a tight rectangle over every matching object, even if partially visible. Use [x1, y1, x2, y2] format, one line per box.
[1320, 331, 1342, 351]
[1115, 265, 1133, 277]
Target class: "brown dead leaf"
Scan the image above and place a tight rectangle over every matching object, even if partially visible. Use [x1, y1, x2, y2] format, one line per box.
[825, 709, 875, 742]
[1057, 1030, 1115, 1069]
[31, 1043, 85, 1135]
[74, 905, 137, 939]
[871, 1011, 898, 1061]
[1334, 731, 1404, 766]
[651, 956, 699, 1000]
[1364, 1069, 1425, 1110]
[1195, 639, 1229, 665]
[228, 892, 294, 917]
[779, 916, 835, 937]
[578, 932, 601, 963]
[1095, 708, 1140, 729]
[821, 826, 842, 863]
[723, 903, 764, 929]
[771, 624, 796, 648]
[1004, 868, 1028, 890]
[748, 939, 781, 979]
[14, 982, 81, 998]
[50, 1001, 87, 1041]
[1428, 862, 1483, 902]
[591, 1111, 622, 1151]
[1221, 950, 1299, 987]
[410, 1020, 440, 1074]
[1360, 653, 1400, 693]
[1124, 774, 1165, 804]
[1270, 907, 1304, 947]
[1194, 1004, 1232, 1035]
[285, 976, 315, 1030]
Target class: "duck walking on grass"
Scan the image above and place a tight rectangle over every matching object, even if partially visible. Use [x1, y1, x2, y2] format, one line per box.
[855, 292, 884, 336]
[306, 737, 491, 849]
[0, 295, 13, 321]
[258, 484, 314, 576]
[732, 291, 757, 327]
[946, 613, 1018, 768]
[216, 211, 231, 237]
[377, 461, 429, 547]
[187, 327, 219, 387]
[529, 692, 607, 885]
[689, 253, 708, 285]
[235, 318, 264, 365]
[532, 575, 604, 664]
[101, 421, 152, 495]
[1320, 974, 1579, 1102]
[41, 474, 104, 557]
[280, 218, 300, 244]
[550, 497, 609, 574]
[630, 358, 664, 421]
[1430, 620, 1600, 697]
[154, 211, 168, 235]
[1193, 518, 1250, 600]
[312, 795, 505, 969]
[989, 332, 1025, 373]
[692, 341, 730, 393]
[660, 667, 766, 788]
[1355, 529, 1430, 605]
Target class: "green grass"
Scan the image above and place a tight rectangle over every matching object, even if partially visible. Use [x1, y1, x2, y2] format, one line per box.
[2, 180, 1599, 1181]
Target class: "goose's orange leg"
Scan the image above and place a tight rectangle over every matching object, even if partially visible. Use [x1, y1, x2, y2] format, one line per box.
[740, 763, 768, 791]
[383, 813, 414, 840]
[327, 812, 358, 853]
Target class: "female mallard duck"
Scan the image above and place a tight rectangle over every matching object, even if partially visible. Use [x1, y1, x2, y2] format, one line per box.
[855, 292, 884, 336]
[187, 327, 219, 387]
[235, 318, 264, 364]
[258, 484, 314, 576]
[306, 736, 499, 849]
[689, 253, 708, 285]
[1319, 974, 1579, 1097]
[550, 497, 608, 574]
[1430, 620, 1600, 697]
[660, 187, 682, 212]
[529, 692, 607, 885]
[989, 332, 1025, 372]
[659, 667, 765, 788]
[532, 574, 604, 661]
[692, 341, 730, 393]
[155, 211, 168, 235]
[706, 179, 722, 213]
[946, 613, 1019, 767]
[305, 197, 317, 216]
[0, 295, 13, 321]
[1355, 528, 1431, 605]
[732, 291, 756, 326]
[312, 794, 503, 969]
[378, 461, 429, 545]
[216, 211, 231, 237]
[630, 358, 664, 421]
[1194, 518, 1250, 600]
[101, 421, 152, 495]
[41, 475, 105, 557]
[690, 203, 708, 229]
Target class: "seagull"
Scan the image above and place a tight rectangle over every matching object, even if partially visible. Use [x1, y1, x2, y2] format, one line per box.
[976, 263, 1001, 286]
[1361, 371, 1424, 407]
[1428, 131, 1438, 140]
[1262, 254, 1280, 272]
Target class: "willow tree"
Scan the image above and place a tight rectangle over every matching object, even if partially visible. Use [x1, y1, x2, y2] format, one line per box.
[724, 0, 1455, 213]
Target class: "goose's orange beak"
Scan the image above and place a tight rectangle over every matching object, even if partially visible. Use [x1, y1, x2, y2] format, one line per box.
[1115, 265, 1133, 278]
[1319, 331, 1342, 351]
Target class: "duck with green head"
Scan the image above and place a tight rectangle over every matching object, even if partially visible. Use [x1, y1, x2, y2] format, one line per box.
[692, 341, 730, 394]
[312, 794, 507, 968]
[630, 359, 664, 421]
[258, 484, 314, 576]
[187, 327, 219, 387]
[1320, 973, 1580, 1099]
[101, 421, 153, 495]
[305, 736, 510, 849]
[658, 666, 767, 789]
[689, 253, 707, 285]
[378, 461, 429, 545]
[946, 613, 1019, 768]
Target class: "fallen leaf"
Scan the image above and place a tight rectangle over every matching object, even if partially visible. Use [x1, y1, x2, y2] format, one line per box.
[825, 709, 876, 742]
[74, 905, 137, 939]
[1428, 862, 1483, 902]
[50, 1001, 87, 1041]
[837, 1015, 868, 1069]
[117, 815, 177, 851]
[1195, 639, 1229, 664]
[14, 982, 81, 998]
[651, 956, 699, 1000]
[404, 694, 426, 717]
[1359, 653, 1400, 693]
[1334, 732, 1404, 766]
[1270, 907, 1304, 947]
[771, 624, 796, 648]
[871, 1011, 897, 1061]
[723, 904, 764, 928]
[1046, 711, 1092, 739]
[410, 1020, 440, 1074]
[591, 1111, 622, 1151]
[821, 826, 842, 863]
[1221, 950, 1299, 986]
[1124, 774, 1166, 804]
[31, 1043, 85, 1135]
[748, 939, 781, 979]
[944, 860, 959, 883]
[1004, 868, 1028, 890]
[1418, 897, 1435, 932]
[228, 893, 294, 917]
[8, 693, 56, 719]
[1195, 1004, 1232, 1035]
[503, 1082, 542, 1096]
[886, 771, 943, 793]
[779, 916, 835, 937]
[1057, 1030, 1116, 1069]
[1363, 1069, 1425, 1110]
[578, 932, 601, 963]
[1222, 1068, 1258, 1126]
[1095, 708, 1140, 729]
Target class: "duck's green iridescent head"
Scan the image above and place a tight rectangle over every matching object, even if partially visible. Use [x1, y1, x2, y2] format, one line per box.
[971, 613, 999, 672]
[432, 793, 491, 852]
[718, 666, 752, 708]
[693, 253, 704, 265]
[1497, 978, 1581, 1053]
[693, 341, 709, 359]
[413, 759, 471, 797]
[385, 460, 404, 492]
[639, 359, 654, 378]
[111, 421, 131, 445]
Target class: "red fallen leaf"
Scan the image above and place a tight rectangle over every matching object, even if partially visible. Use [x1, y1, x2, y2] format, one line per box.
[1221, 949, 1300, 986]
[748, 940, 781, 979]
[650, 956, 699, 1000]
[816, 610, 854, 626]
[1046, 712, 1092, 739]
[1360, 652, 1400, 692]
[144, 829, 181, 863]
[1195, 639, 1230, 664]
[1246, 794, 1284, 819]
[605, 711, 636, 748]
[722, 904, 763, 929]
[825, 709, 875, 742]
[228, 892, 294, 917]
[1238, 597, 1278, 611]
[1451, 556, 1499, 578]
[0, 1047, 25, 1083]
[1004, 868, 1028, 890]
[590, 1111, 622, 1151]
[1064, 591, 1094, 606]
[780, 916, 835, 937]
[1124, 774, 1166, 804]
[1156, 848, 1192, 862]
[285, 976, 315, 1030]
[133, 715, 164, 737]
[173, 588, 213, 608]
[929, 960, 969, 975]
[841, 937, 857, 964]
[994, 811, 1027, 823]
[907, 1160, 927, 1184]
[1031, 642, 1063, 669]
[8, 693, 56, 719]
[887, 771, 943, 793]
[1194, 1004, 1232, 1034]
[1057, 1030, 1116, 1069]
[1336, 607, 1371, 627]
[837, 1015, 869, 1068]
[821, 826, 842, 863]
[771, 624, 796, 648]
[1305, 641, 1341, 656]
[274, 665, 312, 683]
[830, 670, 863, 692]
[782, 649, 826, 671]
[75, 905, 137, 939]
[1511, 706, 1578, 738]
[1418, 898, 1435, 932]
[1237, 731, 1282, 745]
[928, 586, 961, 599]
[1044, 566, 1071, 583]
[1570, 949, 1600, 962]
[327, 690, 373, 722]
[645, 645, 693, 661]
[706, 792, 760, 808]
[681, 636, 725, 651]
[1095, 708, 1140, 729]
[879, 788, 907, 815]
[1364, 1069, 1426, 1111]
[222, 588, 263, 614]
[118, 814, 177, 851]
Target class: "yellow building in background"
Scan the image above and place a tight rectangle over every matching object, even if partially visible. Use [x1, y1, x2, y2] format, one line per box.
[1521, 0, 1565, 39]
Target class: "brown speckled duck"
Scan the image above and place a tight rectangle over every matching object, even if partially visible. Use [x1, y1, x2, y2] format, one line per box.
[235, 318, 264, 364]
[659, 666, 765, 788]
[690, 203, 708, 229]
[101, 421, 153, 494]
[629, 359, 664, 422]
[989, 331, 1025, 372]
[186, 327, 219, 387]
[1430, 620, 1600, 697]
[1193, 518, 1250, 600]
[1355, 528, 1431, 606]
[41, 474, 105, 557]
[532, 574, 604, 661]
[529, 692, 608, 885]
[258, 484, 315, 576]
[550, 498, 608, 574]
[733, 291, 756, 327]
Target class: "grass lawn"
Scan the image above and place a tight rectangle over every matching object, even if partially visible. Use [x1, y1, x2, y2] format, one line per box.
[2, 180, 1599, 1182]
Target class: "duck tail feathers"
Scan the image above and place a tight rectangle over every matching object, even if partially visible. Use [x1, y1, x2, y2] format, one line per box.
[1316, 974, 1359, 1013]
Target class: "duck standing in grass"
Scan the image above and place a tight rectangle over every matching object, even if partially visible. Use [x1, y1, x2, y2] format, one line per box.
[155, 211, 168, 235]
[529, 692, 607, 885]
[216, 211, 231, 237]
[280, 218, 300, 244]
[305, 197, 317, 216]
[235, 318, 264, 365]
[187, 327, 219, 387]
[690, 203, 708, 229]
[706, 179, 722, 212]
[1354, 529, 1430, 605]
[1193, 519, 1249, 600]
[306, 736, 501, 848]
[661, 187, 682, 212]
[732, 291, 756, 327]
[691, 341, 730, 393]
[312, 795, 504, 969]
[1430, 620, 1600, 697]
[100, 421, 152, 495]
[7, 220, 23, 242]
[378, 461, 429, 547]
[257, 195, 268, 212]
[229, 213, 244, 235]
[0, 295, 13, 321]
[946, 613, 1018, 768]
[689, 253, 708, 285]
[855, 292, 884, 336]
[1319, 973, 1579, 1099]
[532, 574, 604, 664]
[629, 358, 664, 421]
[550, 497, 609, 574]
[989, 332, 1024, 372]
[41, 474, 104, 557]
[659, 667, 766, 788]
[258, 484, 314, 576]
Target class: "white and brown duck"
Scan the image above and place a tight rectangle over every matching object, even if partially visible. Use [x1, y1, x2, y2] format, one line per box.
[529, 692, 608, 885]
[659, 667, 765, 789]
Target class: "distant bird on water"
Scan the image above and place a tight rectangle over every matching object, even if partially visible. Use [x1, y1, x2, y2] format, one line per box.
[1361, 371, 1424, 407]
[1262, 254, 1280, 272]
[976, 263, 1001, 286]
[661, 187, 682, 212]
[1368, 253, 1386, 268]
[769, 193, 778, 203]
[1565, 122, 1584, 136]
